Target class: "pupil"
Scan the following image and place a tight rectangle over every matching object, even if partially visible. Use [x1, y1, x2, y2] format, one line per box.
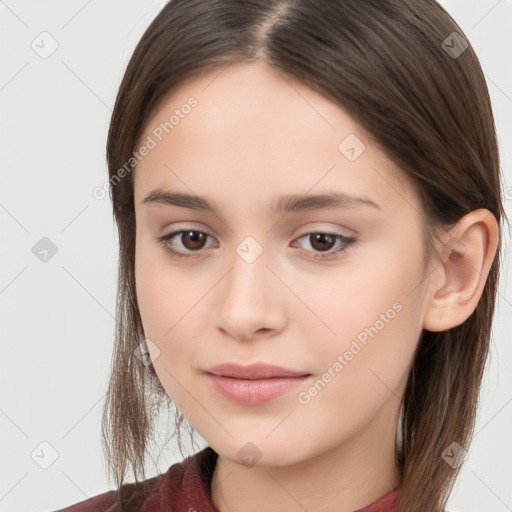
[184, 231, 205, 249]
[181, 232, 336, 252]
[311, 233, 334, 251]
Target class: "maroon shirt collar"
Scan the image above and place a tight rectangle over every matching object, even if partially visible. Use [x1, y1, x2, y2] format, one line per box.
[158, 446, 401, 512]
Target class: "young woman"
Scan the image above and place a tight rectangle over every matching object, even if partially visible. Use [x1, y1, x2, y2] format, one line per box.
[55, 1, 507, 511]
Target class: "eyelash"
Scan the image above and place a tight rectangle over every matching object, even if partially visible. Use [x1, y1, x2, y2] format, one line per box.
[156, 229, 357, 261]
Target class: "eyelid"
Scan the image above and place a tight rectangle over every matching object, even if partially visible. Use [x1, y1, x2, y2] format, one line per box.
[158, 224, 353, 246]
[156, 226, 357, 261]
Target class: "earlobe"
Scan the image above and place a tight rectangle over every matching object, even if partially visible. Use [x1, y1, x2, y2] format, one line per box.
[422, 209, 499, 333]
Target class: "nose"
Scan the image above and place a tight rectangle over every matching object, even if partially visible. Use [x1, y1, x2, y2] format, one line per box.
[214, 241, 286, 341]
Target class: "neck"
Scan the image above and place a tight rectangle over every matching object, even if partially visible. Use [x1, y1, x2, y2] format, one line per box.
[210, 399, 402, 512]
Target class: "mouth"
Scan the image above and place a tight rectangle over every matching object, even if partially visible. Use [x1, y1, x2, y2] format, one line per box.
[205, 362, 311, 379]
[204, 362, 312, 405]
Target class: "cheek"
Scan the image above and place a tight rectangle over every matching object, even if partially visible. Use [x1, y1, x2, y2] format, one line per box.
[136, 265, 192, 349]
[135, 236, 176, 350]
[135, 228, 180, 329]
[135, 256, 202, 411]
[308, 241, 422, 342]
[302, 240, 424, 420]
[135, 238, 206, 377]
[297, 292, 420, 447]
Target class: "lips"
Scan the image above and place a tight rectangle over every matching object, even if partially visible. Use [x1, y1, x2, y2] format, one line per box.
[204, 362, 312, 406]
[205, 362, 310, 379]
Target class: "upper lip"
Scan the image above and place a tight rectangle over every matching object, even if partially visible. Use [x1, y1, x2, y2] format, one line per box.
[205, 362, 310, 379]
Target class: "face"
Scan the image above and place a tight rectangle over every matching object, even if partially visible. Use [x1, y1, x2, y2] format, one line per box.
[133, 61, 431, 467]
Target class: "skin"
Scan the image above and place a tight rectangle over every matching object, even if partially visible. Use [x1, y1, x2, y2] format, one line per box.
[132, 61, 499, 512]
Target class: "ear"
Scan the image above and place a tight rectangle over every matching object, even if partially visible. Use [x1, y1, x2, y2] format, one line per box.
[423, 209, 499, 332]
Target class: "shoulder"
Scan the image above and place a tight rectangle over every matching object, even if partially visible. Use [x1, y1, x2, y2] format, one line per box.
[50, 447, 218, 512]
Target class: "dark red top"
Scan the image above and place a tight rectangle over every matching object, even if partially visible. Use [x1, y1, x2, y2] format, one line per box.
[53, 446, 401, 511]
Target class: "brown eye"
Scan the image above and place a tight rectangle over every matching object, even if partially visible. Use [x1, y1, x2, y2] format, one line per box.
[308, 233, 337, 252]
[157, 229, 356, 261]
[294, 232, 357, 260]
[179, 231, 208, 250]
[157, 230, 215, 259]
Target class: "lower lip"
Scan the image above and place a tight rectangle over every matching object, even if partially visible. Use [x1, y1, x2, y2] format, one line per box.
[205, 373, 310, 406]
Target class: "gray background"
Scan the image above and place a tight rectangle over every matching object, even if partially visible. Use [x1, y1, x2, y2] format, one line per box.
[0, 1, 511, 511]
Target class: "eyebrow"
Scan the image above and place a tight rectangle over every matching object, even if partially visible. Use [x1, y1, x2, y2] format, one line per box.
[141, 189, 381, 215]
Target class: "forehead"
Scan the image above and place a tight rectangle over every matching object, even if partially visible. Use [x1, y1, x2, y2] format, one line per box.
[133, 61, 418, 215]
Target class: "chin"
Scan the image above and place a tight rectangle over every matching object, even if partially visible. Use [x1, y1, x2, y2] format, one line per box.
[210, 437, 310, 469]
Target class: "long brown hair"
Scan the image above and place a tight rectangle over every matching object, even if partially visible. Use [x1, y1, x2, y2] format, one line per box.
[101, 1, 508, 510]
